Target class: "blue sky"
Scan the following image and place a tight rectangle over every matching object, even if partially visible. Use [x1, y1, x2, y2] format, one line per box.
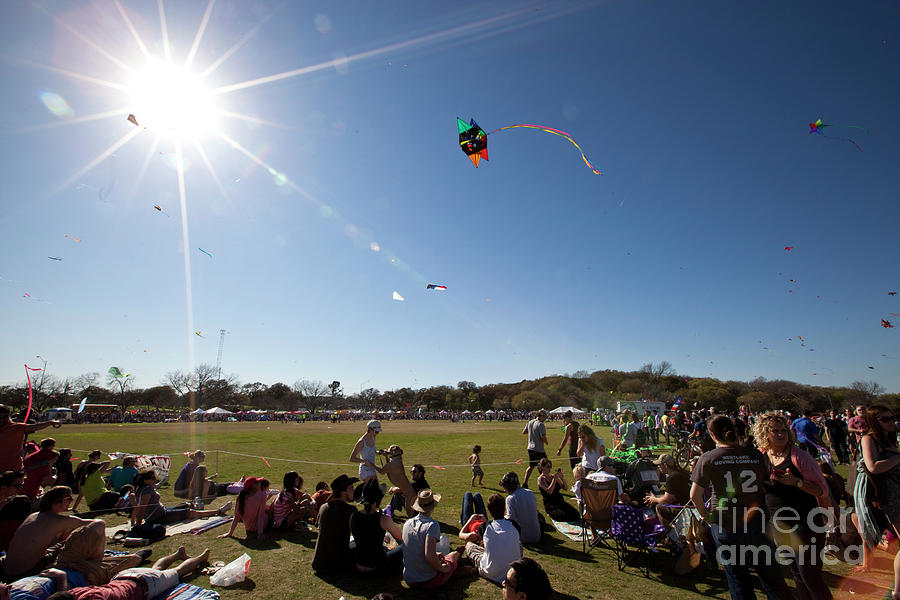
[1, 1, 899, 394]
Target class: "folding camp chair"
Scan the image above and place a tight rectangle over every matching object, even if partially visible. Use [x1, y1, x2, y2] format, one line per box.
[580, 478, 619, 554]
[610, 503, 666, 576]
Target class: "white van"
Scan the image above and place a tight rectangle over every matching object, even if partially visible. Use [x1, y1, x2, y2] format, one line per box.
[44, 407, 75, 422]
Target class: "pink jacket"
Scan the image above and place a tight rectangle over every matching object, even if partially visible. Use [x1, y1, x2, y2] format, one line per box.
[790, 447, 832, 508]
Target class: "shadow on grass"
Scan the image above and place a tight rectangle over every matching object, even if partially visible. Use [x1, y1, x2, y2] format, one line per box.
[653, 554, 728, 597]
[317, 570, 483, 599]
[236, 536, 281, 551]
[526, 531, 597, 564]
[268, 528, 318, 549]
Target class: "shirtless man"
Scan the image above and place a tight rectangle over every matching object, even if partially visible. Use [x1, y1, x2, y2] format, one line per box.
[2, 486, 104, 579]
[380, 445, 416, 516]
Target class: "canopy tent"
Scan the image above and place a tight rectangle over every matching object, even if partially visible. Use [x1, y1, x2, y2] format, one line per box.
[548, 406, 587, 415]
[190, 408, 206, 415]
[484, 409, 495, 414]
[205, 407, 233, 415]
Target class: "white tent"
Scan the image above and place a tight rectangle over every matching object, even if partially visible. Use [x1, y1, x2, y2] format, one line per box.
[205, 406, 233, 415]
[548, 406, 587, 415]
[484, 409, 495, 414]
[190, 408, 206, 415]
[462, 409, 472, 415]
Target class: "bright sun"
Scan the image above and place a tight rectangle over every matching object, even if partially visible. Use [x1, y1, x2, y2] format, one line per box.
[127, 58, 218, 139]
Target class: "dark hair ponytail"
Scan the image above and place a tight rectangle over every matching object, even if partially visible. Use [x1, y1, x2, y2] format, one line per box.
[707, 415, 737, 444]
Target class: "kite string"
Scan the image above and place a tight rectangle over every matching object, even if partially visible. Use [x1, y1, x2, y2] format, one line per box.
[487, 123, 602, 175]
[65, 447, 523, 469]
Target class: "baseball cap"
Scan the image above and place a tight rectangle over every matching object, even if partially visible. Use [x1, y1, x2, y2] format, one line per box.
[367, 420, 382, 433]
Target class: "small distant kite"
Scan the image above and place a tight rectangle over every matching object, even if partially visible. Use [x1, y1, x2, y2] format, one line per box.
[808, 118, 866, 152]
[126, 114, 147, 129]
[77, 398, 87, 414]
[47, 256, 63, 261]
[392, 291, 404, 302]
[882, 319, 894, 328]
[784, 246, 793, 251]
[195, 331, 205, 338]
[457, 117, 601, 174]
[153, 205, 170, 217]
[65, 235, 82, 243]
[890, 291, 897, 296]
[869, 366, 875, 369]
[198, 248, 213, 258]
[426, 284, 447, 291]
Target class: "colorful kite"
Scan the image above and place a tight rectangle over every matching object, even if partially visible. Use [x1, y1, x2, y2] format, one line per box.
[808, 118, 865, 152]
[154, 205, 170, 217]
[198, 248, 213, 258]
[108, 366, 131, 379]
[195, 331, 205, 338]
[23, 364, 42, 422]
[882, 319, 894, 328]
[784, 246, 793, 251]
[890, 291, 897, 296]
[426, 284, 447, 290]
[65, 235, 82, 243]
[457, 117, 601, 174]
[127, 114, 140, 127]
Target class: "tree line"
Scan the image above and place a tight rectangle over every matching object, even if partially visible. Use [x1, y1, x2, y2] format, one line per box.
[0, 361, 895, 416]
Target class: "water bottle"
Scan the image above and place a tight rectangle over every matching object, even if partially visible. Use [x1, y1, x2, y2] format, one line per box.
[193, 496, 204, 510]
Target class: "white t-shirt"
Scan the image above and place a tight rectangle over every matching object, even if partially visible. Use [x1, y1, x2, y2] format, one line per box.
[581, 443, 605, 471]
[505, 488, 540, 544]
[586, 470, 624, 495]
[479, 518, 522, 582]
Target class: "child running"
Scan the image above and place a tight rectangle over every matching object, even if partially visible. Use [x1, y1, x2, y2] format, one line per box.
[469, 445, 484, 487]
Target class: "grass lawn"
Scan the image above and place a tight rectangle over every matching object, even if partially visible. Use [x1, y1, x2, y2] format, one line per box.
[47, 421, 889, 600]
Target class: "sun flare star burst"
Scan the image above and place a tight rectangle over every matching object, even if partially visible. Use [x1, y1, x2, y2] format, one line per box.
[127, 58, 217, 139]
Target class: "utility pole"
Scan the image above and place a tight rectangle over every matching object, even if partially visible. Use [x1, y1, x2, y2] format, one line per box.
[215, 330, 228, 379]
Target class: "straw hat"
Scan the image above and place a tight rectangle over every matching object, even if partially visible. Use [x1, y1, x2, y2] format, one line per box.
[411, 488, 441, 514]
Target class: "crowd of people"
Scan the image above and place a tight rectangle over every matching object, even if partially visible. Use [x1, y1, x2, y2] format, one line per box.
[6, 400, 900, 599]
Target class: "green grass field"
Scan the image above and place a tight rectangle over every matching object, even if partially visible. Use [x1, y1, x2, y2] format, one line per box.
[46, 421, 886, 600]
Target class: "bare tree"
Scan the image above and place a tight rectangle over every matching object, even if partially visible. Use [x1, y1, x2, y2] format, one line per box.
[851, 380, 885, 398]
[163, 370, 192, 397]
[640, 361, 675, 378]
[74, 372, 100, 395]
[107, 368, 135, 412]
[293, 380, 329, 412]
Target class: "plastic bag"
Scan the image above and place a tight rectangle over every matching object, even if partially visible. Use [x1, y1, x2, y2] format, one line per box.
[436, 533, 451, 555]
[209, 553, 251, 586]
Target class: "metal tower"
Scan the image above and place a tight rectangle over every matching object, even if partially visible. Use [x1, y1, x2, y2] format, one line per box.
[215, 329, 228, 379]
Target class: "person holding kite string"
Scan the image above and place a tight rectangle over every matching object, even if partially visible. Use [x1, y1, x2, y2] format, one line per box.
[0, 404, 60, 473]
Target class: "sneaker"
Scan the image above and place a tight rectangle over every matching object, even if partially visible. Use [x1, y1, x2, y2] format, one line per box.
[218, 500, 233, 515]
[135, 549, 153, 561]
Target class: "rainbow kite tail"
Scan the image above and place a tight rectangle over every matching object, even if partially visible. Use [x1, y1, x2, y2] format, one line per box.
[488, 124, 601, 175]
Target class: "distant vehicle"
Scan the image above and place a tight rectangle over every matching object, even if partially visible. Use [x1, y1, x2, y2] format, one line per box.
[70, 403, 120, 414]
[45, 407, 74, 422]
[616, 400, 666, 416]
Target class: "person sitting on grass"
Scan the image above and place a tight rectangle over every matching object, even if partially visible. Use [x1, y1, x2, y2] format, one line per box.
[350, 479, 403, 575]
[312, 474, 358, 575]
[72, 461, 119, 513]
[42, 546, 210, 600]
[402, 489, 464, 588]
[188, 466, 230, 503]
[311, 482, 332, 510]
[218, 477, 269, 539]
[106, 457, 138, 494]
[643, 454, 692, 527]
[272, 472, 315, 531]
[464, 494, 522, 584]
[132, 470, 230, 528]
[1, 487, 107, 580]
[500, 472, 541, 544]
[72, 451, 102, 495]
[173, 451, 207, 499]
[54, 449, 75, 489]
[501, 557, 552, 600]
[536, 459, 580, 523]
[22, 438, 58, 501]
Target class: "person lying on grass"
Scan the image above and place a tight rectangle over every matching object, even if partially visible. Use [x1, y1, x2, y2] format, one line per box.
[42, 546, 210, 600]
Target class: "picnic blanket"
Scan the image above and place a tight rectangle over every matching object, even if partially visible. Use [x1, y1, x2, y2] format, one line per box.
[551, 518, 592, 543]
[151, 582, 219, 600]
[106, 517, 231, 539]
